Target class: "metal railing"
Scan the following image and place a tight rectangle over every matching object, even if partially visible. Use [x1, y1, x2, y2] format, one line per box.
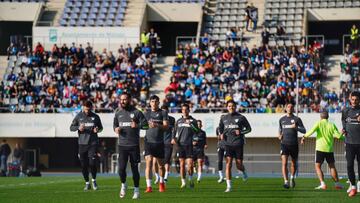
[305, 35, 325, 52]
[175, 36, 197, 50]
[32, 36, 138, 53]
[0, 106, 345, 114]
[36, 21, 53, 27]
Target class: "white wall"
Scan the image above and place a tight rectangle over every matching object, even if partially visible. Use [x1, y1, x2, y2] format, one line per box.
[0, 113, 342, 138]
[147, 3, 203, 22]
[32, 27, 140, 52]
[0, 3, 43, 22]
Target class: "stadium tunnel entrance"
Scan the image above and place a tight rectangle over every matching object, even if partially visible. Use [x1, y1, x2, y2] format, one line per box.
[149, 22, 198, 56]
[308, 21, 360, 55]
[0, 21, 33, 55]
[146, 2, 203, 56]
[306, 8, 360, 55]
[23, 138, 117, 171]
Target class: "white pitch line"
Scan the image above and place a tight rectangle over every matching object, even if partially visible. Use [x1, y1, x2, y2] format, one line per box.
[0, 179, 82, 188]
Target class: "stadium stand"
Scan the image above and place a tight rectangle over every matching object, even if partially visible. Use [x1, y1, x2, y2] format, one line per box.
[264, 0, 360, 47]
[59, 0, 128, 27]
[0, 0, 358, 115]
[203, 0, 248, 43]
[0, 0, 47, 2]
[1, 41, 157, 113]
[147, 0, 204, 2]
[339, 44, 360, 104]
[162, 39, 343, 113]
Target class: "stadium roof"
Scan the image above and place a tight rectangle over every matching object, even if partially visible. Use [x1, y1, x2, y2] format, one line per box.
[0, 3, 43, 22]
[147, 3, 202, 22]
[308, 8, 360, 21]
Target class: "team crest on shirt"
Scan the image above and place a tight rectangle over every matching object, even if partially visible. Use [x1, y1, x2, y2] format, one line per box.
[130, 113, 134, 119]
[155, 113, 159, 117]
[235, 119, 239, 123]
[291, 120, 295, 123]
[91, 117, 95, 120]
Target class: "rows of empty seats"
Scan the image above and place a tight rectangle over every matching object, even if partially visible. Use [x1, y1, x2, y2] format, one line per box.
[147, 0, 204, 3]
[0, 0, 47, 2]
[265, 0, 360, 47]
[267, 0, 360, 8]
[204, 0, 248, 41]
[59, 0, 127, 27]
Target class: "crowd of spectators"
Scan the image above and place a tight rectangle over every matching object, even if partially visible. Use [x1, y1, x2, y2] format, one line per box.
[0, 38, 157, 113]
[339, 43, 360, 104]
[1, 29, 358, 114]
[163, 38, 349, 113]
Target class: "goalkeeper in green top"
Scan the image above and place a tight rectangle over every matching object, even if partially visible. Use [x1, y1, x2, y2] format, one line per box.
[301, 111, 344, 190]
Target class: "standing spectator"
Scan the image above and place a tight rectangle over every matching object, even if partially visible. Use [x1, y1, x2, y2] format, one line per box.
[156, 37, 162, 56]
[276, 24, 286, 38]
[98, 140, 109, 173]
[226, 27, 237, 44]
[244, 3, 253, 31]
[6, 43, 17, 59]
[86, 42, 93, 55]
[13, 143, 24, 173]
[350, 24, 359, 50]
[250, 6, 258, 32]
[141, 30, 149, 47]
[200, 33, 210, 50]
[147, 28, 158, 50]
[0, 139, 11, 176]
[261, 27, 270, 46]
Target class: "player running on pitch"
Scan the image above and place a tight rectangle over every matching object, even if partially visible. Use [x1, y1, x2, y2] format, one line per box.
[192, 120, 207, 183]
[171, 103, 199, 189]
[144, 95, 169, 193]
[218, 100, 251, 192]
[113, 93, 148, 199]
[70, 101, 103, 191]
[278, 103, 306, 189]
[341, 91, 360, 197]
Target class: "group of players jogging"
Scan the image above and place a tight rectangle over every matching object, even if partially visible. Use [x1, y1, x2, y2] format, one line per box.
[70, 91, 360, 199]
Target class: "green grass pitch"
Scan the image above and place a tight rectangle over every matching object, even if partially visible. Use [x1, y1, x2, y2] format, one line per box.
[0, 176, 359, 203]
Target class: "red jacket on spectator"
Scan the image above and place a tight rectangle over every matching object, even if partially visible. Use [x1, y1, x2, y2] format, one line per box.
[34, 43, 44, 54]
[222, 50, 232, 62]
[165, 81, 179, 94]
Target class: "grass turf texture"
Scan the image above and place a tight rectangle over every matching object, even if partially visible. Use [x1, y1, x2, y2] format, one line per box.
[0, 177, 359, 203]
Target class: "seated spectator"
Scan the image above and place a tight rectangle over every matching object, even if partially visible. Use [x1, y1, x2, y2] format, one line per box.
[0, 41, 157, 113]
[163, 38, 335, 113]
